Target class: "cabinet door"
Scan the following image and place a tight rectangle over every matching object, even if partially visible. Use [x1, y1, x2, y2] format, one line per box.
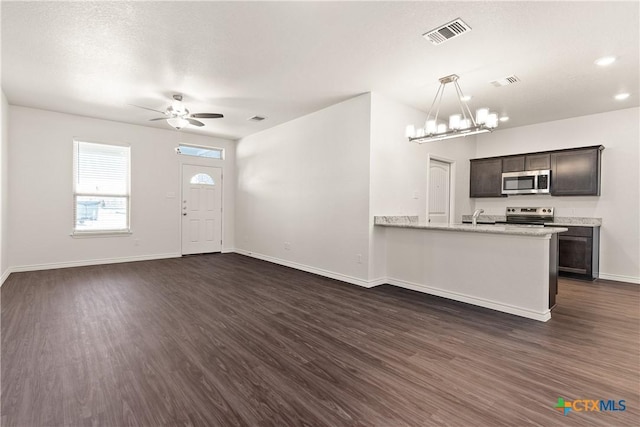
[502, 156, 525, 172]
[550, 148, 601, 196]
[525, 153, 550, 170]
[470, 158, 503, 197]
[558, 236, 592, 275]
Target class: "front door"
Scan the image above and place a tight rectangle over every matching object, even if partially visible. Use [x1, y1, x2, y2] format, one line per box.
[428, 159, 451, 224]
[181, 165, 222, 255]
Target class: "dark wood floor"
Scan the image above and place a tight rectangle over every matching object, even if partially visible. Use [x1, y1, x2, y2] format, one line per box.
[1, 254, 638, 426]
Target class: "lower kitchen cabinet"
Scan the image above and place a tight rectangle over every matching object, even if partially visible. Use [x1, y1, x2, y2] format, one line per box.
[556, 225, 600, 280]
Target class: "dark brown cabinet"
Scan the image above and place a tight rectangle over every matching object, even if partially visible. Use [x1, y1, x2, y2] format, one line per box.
[525, 153, 550, 170]
[469, 145, 603, 198]
[502, 156, 525, 172]
[550, 147, 602, 196]
[556, 226, 600, 280]
[502, 153, 550, 172]
[470, 158, 503, 197]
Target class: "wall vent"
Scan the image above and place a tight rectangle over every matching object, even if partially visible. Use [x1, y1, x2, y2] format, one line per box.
[423, 18, 472, 45]
[490, 75, 521, 87]
[248, 115, 267, 122]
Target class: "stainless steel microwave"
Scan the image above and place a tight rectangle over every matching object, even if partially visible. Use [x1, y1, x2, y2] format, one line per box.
[501, 170, 551, 195]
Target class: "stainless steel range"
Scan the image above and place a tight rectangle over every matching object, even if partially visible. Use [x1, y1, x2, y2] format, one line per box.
[499, 207, 554, 226]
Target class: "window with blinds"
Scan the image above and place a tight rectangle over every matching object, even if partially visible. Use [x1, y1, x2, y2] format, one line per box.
[73, 140, 130, 234]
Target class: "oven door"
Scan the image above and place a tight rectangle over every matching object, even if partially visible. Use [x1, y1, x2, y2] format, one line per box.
[502, 171, 538, 194]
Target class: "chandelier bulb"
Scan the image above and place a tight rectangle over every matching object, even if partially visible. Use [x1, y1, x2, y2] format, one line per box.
[425, 120, 437, 135]
[486, 112, 499, 129]
[449, 114, 461, 130]
[476, 108, 489, 125]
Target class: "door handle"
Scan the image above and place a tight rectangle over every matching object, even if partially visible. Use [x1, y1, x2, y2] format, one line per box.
[183, 213, 187, 216]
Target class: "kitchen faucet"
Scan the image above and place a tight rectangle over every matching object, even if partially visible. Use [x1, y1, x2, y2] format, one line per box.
[472, 209, 485, 226]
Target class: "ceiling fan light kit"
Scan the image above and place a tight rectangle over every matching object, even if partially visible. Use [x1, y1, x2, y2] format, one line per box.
[133, 94, 224, 130]
[167, 117, 190, 130]
[406, 74, 499, 144]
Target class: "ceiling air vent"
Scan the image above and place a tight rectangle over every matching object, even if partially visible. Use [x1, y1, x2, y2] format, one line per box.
[248, 115, 267, 122]
[423, 18, 472, 45]
[490, 75, 521, 87]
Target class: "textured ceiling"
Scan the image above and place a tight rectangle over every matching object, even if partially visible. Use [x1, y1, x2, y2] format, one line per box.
[2, 1, 639, 140]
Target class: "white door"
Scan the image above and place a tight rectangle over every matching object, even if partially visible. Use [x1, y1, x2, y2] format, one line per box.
[428, 159, 451, 224]
[181, 165, 222, 255]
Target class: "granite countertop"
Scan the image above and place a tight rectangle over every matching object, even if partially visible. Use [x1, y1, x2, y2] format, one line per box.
[460, 215, 602, 227]
[374, 216, 568, 237]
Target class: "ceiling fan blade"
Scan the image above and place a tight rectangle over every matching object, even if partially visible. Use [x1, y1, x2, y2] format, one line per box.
[149, 117, 167, 121]
[190, 113, 224, 119]
[128, 103, 166, 114]
[186, 118, 205, 127]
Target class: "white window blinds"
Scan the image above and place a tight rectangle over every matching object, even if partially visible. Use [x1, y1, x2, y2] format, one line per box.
[73, 141, 130, 233]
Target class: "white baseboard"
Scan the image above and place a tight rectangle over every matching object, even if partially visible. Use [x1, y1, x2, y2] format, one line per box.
[9, 253, 182, 273]
[0, 268, 11, 288]
[598, 272, 640, 284]
[233, 248, 380, 288]
[386, 277, 551, 322]
[232, 250, 549, 321]
[367, 277, 389, 287]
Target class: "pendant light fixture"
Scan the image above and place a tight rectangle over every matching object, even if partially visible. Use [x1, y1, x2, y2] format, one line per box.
[406, 74, 499, 144]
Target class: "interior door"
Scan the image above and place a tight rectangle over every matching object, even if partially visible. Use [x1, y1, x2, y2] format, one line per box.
[181, 165, 222, 255]
[428, 159, 451, 224]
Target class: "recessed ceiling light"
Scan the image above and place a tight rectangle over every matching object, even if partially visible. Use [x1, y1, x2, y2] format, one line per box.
[595, 56, 616, 66]
[499, 116, 509, 122]
[460, 95, 472, 102]
[614, 93, 630, 101]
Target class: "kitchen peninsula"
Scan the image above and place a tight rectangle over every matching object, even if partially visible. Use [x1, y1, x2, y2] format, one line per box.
[374, 216, 568, 321]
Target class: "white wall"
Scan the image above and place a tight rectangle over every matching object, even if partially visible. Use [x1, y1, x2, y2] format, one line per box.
[0, 91, 9, 284]
[369, 92, 476, 279]
[8, 106, 236, 270]
[385, 228, 554, 321]
[235, 94, 372, 284]
[474, 107, 640, 283]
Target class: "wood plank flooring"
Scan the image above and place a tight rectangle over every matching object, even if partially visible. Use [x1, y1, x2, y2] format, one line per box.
[1, 253, 639, 426]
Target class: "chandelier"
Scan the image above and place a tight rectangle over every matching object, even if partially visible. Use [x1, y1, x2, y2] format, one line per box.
[406, 74, 499, 143]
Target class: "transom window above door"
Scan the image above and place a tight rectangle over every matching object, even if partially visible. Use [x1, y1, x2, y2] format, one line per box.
[176, 144, 224, 159]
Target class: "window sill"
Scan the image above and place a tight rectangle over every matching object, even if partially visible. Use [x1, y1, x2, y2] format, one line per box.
[70, 230, 132, 238]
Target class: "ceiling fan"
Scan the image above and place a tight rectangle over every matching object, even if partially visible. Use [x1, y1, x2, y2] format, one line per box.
[131, 94, 223, 130]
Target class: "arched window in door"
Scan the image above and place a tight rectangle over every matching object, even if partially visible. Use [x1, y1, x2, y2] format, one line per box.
[190, 173, 215, 185]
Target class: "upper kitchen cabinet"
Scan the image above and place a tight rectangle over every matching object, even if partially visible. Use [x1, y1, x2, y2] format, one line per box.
[550, 146, 603, 196]
[470, 158, 503, 197]
[501, 153, 550, 172]
[525, 153, 550, 170]
[502, 156, 525, 172]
